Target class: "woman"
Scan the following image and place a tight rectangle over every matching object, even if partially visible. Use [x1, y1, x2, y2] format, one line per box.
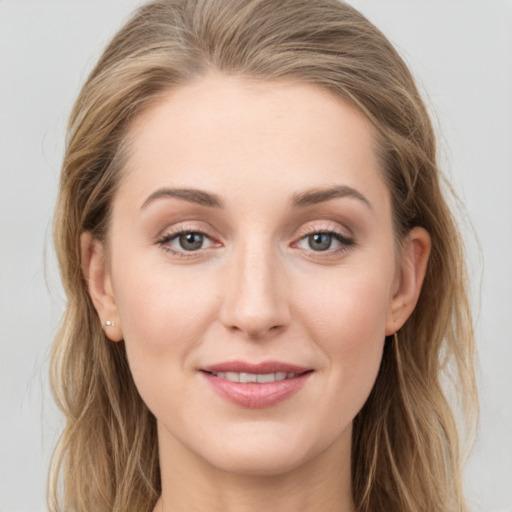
[49, 0, 478, 511]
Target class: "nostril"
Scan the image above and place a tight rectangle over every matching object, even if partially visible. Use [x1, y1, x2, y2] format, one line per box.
[225, 318, 287, 340]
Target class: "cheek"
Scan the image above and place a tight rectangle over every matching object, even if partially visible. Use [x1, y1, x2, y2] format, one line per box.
[295, 264, 393, 408]
[111, 260, 217, 402]
[114, 260, 214, 347]
[299, 268, 392, 348]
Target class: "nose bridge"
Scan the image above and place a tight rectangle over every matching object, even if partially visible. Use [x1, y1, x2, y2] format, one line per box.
[220, 232, 289, 337]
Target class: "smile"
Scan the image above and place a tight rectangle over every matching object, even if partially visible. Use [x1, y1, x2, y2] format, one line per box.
[200, 361, 313, 408]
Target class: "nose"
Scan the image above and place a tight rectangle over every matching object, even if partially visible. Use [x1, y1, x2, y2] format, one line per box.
[219, 238, 291, 339]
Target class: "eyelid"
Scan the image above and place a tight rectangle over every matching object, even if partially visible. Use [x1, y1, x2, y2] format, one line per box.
[293, 220, 353, 241]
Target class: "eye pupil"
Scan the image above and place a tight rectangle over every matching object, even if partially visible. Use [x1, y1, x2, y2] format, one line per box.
[179, 232, 204, 251]
[308, 233, 332, 251]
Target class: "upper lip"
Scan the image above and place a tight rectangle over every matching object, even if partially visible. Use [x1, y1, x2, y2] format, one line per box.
[201, 360, 312, 375]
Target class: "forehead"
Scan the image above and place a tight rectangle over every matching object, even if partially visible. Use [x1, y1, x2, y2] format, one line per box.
[119, 75, 388, 214]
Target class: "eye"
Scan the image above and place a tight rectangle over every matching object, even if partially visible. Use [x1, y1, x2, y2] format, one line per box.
[295, 230, 354, 253]
[158, 230, 214, 254]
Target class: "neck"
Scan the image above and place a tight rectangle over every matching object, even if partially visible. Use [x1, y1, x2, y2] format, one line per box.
[155, 423, 356, 512]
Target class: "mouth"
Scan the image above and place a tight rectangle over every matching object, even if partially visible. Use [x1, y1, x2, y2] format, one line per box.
[200, 361, 313, 408]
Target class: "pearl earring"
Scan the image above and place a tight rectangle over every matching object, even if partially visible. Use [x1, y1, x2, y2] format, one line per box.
[105, 320, 115, 327]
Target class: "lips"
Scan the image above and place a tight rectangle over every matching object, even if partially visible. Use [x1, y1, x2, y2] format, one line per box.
[200, 361, 313, 409]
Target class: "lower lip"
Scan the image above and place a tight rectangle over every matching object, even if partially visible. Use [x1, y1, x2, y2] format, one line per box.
[201, 372, 312, 409]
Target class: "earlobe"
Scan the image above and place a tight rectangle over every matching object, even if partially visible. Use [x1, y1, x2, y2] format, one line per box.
[385, 227, 431, 335]
[81, 232, 123, 342]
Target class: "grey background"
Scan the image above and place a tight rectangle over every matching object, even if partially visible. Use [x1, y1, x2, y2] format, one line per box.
[1, 1, 511, 511]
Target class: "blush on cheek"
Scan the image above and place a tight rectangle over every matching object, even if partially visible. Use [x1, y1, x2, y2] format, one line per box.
[304, 284, 389, 345]
[117, 266, 205, 343]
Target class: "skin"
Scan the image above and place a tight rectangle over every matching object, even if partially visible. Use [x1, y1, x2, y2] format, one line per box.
[83, 75, 430, 512]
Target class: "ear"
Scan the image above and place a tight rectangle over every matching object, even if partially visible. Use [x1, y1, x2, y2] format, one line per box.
[385, 227, 431, 335]
[81, 232, 123, 342]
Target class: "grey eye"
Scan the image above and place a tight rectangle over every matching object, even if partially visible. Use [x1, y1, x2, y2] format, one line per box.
[178, 232, 204, 251]
[307, 233, 333, 251]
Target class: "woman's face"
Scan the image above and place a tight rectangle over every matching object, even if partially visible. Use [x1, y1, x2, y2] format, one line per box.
[87, 75, 428, 477]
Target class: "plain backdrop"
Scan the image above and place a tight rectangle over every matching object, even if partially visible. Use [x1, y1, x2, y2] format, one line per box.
[1, 1, 511, 511]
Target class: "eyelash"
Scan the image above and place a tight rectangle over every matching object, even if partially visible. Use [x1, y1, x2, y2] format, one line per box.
[156, 226, 355, 259]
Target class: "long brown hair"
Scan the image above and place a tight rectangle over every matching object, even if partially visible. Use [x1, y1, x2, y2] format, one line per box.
[49, 1, 478, 511]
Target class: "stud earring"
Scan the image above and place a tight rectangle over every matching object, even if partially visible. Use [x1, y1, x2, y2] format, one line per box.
[105, 320, 115, 327]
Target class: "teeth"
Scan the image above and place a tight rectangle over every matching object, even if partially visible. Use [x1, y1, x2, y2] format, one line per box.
[257, 373, 274, 383]
[212, 372, 298, 383]
[240, 372, 257, 383]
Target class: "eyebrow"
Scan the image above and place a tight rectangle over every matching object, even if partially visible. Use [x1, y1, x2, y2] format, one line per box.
[141, 184, 372, 211]
[291, 185, 373, 210]
[141, 188, 224, 209]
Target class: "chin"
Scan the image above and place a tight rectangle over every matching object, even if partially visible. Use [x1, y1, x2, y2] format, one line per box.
[207, 443, 309, 476]
[195, 422, 346, 477]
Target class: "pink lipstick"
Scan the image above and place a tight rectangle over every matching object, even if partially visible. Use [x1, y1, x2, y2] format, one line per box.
[200, 361, 313, 409]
